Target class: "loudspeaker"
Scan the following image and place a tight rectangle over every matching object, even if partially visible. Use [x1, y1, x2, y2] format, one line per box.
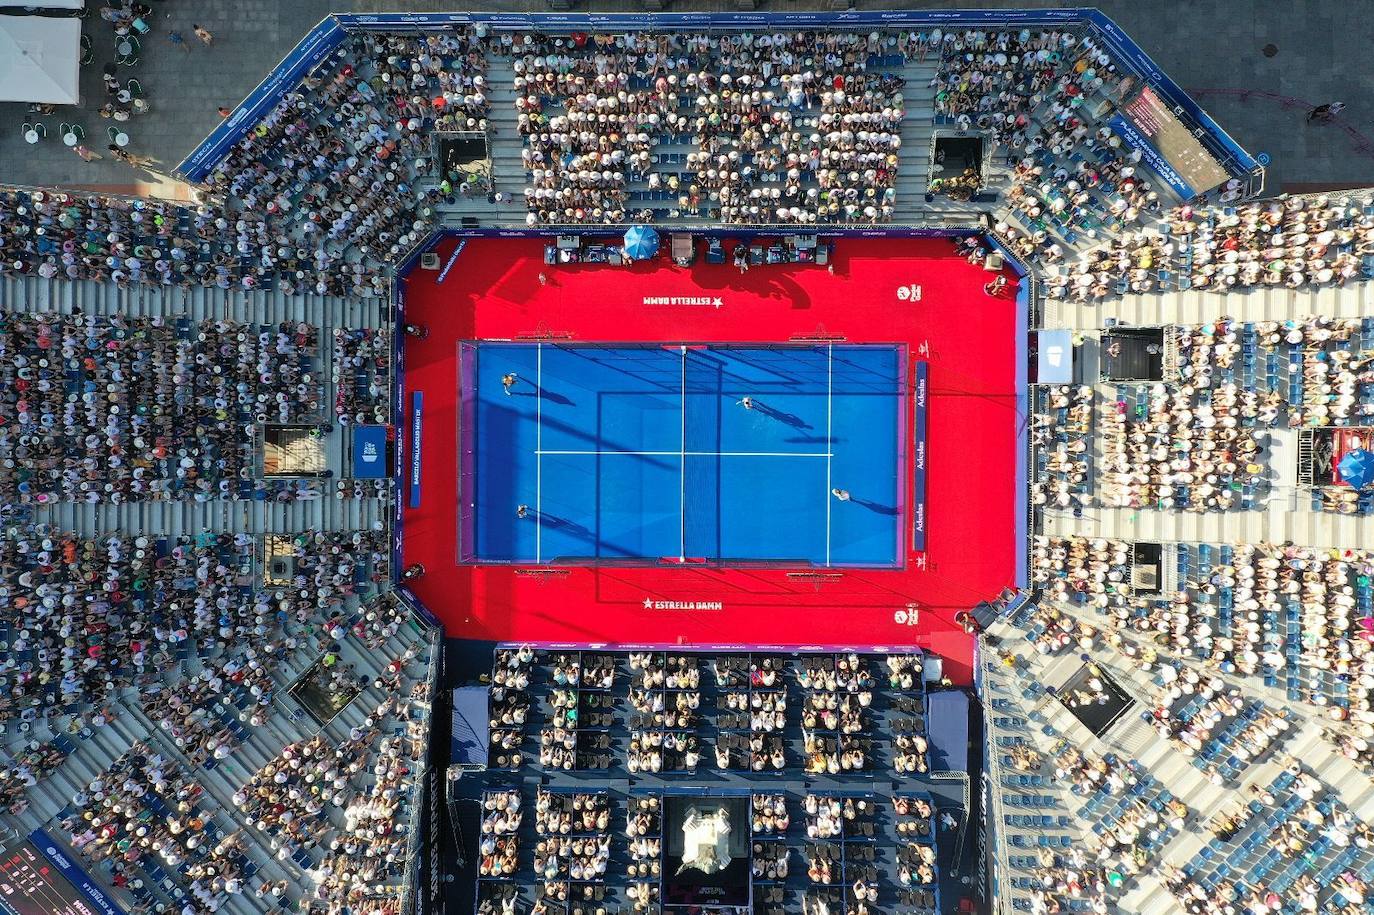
[420, 253, 441, 270]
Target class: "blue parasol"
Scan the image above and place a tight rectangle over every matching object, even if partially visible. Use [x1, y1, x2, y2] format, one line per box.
[1339, 448, 1374, 490]
[622, 225, 659, 260]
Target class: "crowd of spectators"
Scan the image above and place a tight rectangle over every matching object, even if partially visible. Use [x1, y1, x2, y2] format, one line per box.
[63, 741, 252, 913]
[333, 327, 392, 425]
[0, 187, 388, 297]
[1049, 195, 1374, 300]
[1099, 375, 1267, 511]
[1164, 763, 1373, 915]
[0, 526, 387, 722]
[0, 312, 324, 505]
[202, 30, 492, 297]
[1030, 534, 1374, 762]
[507, 30, 909, 225]
[1032, 383, 1093, 512]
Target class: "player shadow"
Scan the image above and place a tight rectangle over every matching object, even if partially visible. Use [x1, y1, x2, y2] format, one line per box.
[510, 382, 573, 406]
[530, 512, 639, 558]
[849, 496, 899, 516]
[751, 400, 812, 430]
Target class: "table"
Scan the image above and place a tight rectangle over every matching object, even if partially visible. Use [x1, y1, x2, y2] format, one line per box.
[113, 131, 130, 148]
[24, 130, 39, 145]
[117, 40, 133, 56]
[62, 132, 77, 147]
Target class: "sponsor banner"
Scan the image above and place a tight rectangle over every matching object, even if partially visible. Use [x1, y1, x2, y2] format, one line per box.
[409, 392, 423, 509]
[641, 295, 722, 306]
[1084, 11, 1257, 173]
[436, 240, 466, 284]
[351, 424, 388, 479]
[27, 829, 127, 915]
[912, 361, 928, 553]
[1108, 114, 1196, 200]
[642, 598, 724, 611]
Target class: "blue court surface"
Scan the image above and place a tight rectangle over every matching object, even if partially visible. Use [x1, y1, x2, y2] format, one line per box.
[460, 343, 906, 566]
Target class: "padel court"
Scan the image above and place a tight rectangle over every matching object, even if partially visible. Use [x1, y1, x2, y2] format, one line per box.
[459, 342, 905, 567]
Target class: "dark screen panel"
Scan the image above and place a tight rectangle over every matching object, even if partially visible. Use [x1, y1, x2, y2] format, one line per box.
[0, 840, 100, 915]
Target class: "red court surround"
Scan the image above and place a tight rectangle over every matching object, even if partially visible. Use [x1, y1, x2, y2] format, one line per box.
[398, 236, 1021, 683]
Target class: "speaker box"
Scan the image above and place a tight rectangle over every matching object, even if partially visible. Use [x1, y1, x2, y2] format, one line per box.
[420, 253, 441, 270]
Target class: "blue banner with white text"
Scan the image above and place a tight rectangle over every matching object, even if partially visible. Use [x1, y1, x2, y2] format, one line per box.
[409, 392, 423, 508]
[352, 424, 388, 479]
[912, 361, 928, 553]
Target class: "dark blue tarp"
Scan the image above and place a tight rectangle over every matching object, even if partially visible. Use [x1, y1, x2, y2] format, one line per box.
[450, 686, 489, 769]
[926, 690, 970, 773]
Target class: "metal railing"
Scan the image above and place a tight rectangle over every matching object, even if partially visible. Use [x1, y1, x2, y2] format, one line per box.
[397, 599, 444, 915]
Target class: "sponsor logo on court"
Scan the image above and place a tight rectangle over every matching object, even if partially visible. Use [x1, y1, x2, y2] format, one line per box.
[896, 284, 922, 302]
[642, 598, 724, 611]
[642, 296, 724, 307]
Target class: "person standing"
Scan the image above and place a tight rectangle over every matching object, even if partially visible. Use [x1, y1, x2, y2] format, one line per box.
[831, 488, 851, 501]
[737, 396, 753, 410]
[168, 30, 190, 53]
[502, 373, 518, 395]
[193, 24, 214, 45]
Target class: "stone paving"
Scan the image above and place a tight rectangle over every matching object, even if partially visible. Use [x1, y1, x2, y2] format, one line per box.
[0, 0, 1369, 195]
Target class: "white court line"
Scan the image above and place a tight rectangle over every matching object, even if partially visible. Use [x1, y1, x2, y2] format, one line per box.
[825, 343, 833, 568]
[535, 343, 542, 564]
[536, 450, 833, 457]
[679, 346, 686, 562]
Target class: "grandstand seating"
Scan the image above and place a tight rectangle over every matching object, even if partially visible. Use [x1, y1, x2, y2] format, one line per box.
[2, 10, 1374, 915]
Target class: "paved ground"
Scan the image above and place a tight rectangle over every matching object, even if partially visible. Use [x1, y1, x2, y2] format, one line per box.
[0, 0, 1370, 195]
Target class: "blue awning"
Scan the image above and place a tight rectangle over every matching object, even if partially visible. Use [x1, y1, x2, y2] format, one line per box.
[1037, 329, 1073, 384]
[450, 686, 489, 769]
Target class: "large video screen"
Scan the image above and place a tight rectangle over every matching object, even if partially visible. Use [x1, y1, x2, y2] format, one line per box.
[0, 838, 105, 915]
[1121, 86, 1231, 195]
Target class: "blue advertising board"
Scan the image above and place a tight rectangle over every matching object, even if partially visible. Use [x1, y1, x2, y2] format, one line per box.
[409, 391, 423, 509]
[912, 361, 929, 553]
[1107, 114, 1197, 200]
[351, 424, 388, 479]
[26, 829, 126, 915]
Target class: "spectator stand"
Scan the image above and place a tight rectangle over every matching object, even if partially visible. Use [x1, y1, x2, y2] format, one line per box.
[0, 524, 434, 915]
[172, 11, 1259, 237]
[452, 644, 957, 915]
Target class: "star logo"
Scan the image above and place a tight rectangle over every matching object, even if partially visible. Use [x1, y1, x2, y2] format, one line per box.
[712, 297, 723, 307]
[643, 598, 654, 609]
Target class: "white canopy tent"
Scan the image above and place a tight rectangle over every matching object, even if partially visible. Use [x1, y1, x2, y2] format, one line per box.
[0, 15, 81, 104]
